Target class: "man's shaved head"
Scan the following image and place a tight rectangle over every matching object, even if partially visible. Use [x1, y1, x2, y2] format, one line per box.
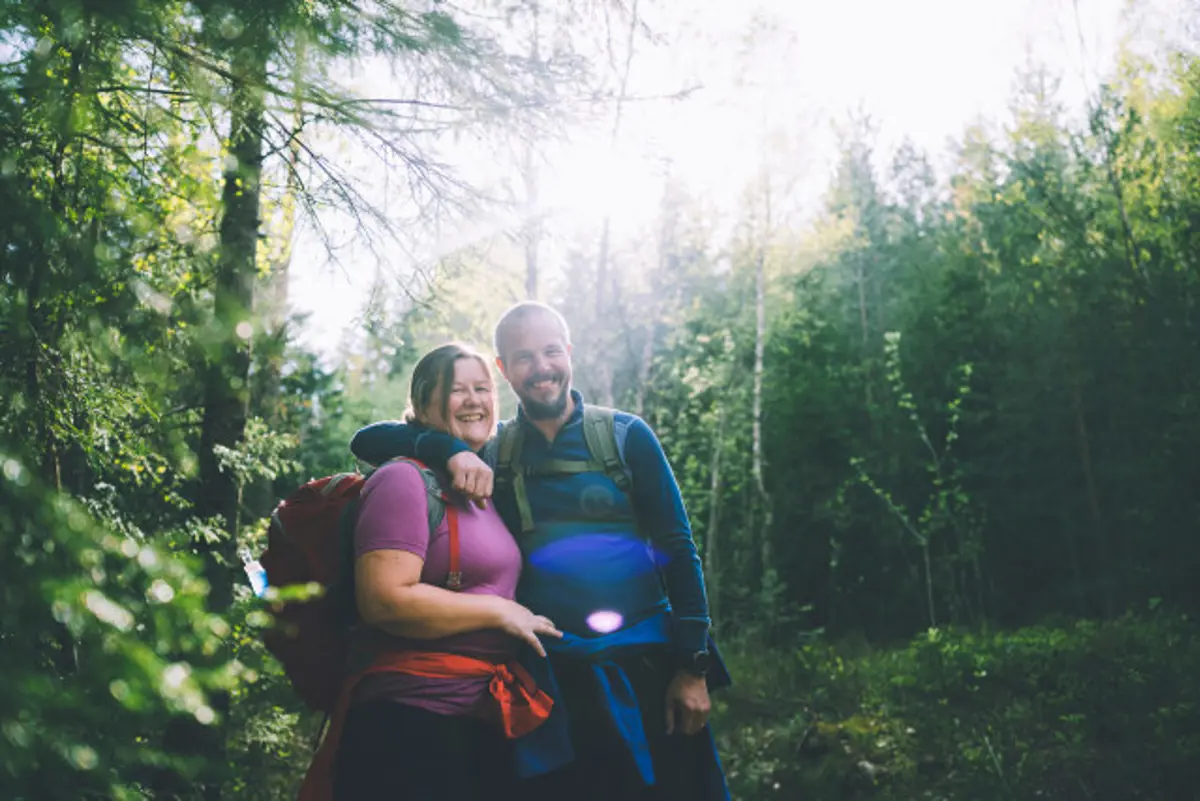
[493, 301, 572, 364]
[492, 302, 574, 420]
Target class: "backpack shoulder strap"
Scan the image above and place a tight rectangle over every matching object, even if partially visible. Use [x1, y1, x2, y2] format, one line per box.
[582, 405, 631, 493]
[403, 459, 459, 588]
[409, 459, 447, 534]
[495, 419, 535, 534]
[495, 419, 523, 478]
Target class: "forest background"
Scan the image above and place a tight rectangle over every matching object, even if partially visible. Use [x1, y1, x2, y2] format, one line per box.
[2, 0, 1199, 798]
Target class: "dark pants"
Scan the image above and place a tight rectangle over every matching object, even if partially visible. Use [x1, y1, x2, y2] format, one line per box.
[522, 652, 709, 801]
[332, 700, 512, 801]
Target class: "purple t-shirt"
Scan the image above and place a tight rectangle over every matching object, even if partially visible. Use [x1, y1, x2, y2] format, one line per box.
[350, 460, 522, 715]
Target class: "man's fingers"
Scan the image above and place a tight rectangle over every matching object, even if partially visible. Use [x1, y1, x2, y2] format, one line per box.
[685, 708, 707, 736]
[462, 470, 493, 504]
[534, 617, 563, 638]
[523, 630, 547, 658]
[471, 469, 492, 502]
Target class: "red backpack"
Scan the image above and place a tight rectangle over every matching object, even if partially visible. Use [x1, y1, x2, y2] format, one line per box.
[258, 459, 459, 713]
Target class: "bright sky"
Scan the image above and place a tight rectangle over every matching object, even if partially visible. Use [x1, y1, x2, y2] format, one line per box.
[289, 0, 1176, 361]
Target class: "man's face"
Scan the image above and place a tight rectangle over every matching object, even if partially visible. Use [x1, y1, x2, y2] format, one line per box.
[496, 313, 573, 420]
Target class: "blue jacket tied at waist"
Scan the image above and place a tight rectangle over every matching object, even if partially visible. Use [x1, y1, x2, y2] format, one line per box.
[515, 611, 731, 801]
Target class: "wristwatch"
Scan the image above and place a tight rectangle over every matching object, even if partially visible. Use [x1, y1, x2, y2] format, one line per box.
[679, 649, 711, 678]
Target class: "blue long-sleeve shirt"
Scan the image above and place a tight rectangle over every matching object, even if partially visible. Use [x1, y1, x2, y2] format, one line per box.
[350, 392, 712, 659]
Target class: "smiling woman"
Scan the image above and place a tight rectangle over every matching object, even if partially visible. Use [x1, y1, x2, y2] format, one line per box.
[407, 344, 498, 452]
[316, 339, 559, 801]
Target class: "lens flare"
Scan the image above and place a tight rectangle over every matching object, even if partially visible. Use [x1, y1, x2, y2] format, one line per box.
[586, 610, 624, 634]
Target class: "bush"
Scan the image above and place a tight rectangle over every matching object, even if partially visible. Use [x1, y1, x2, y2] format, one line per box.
[0, 452, 315, 799]
[0, 454, 236, 798]
[714, 612, 1200, 800]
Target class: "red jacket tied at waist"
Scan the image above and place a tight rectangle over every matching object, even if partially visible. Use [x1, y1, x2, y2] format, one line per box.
[299, 650, 553, 801]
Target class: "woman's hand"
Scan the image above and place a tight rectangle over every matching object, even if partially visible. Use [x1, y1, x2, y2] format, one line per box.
[490, 598, 562, 657]
[448, 451, 494, 507]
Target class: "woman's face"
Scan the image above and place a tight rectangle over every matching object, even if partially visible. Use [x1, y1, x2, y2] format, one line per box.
[419, 357, 495, 451]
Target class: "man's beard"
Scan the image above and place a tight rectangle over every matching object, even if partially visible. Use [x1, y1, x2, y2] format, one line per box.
[520, 376, 569, 420]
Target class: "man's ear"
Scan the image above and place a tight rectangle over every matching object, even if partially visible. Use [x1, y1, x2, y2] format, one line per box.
[494, 355, 508, 380]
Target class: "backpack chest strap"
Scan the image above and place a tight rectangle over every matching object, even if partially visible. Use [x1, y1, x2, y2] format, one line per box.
[496, 406, 631, 534]
[518, 458, 608, 477]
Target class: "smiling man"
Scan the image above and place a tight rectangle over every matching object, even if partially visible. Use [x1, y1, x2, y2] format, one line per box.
[350, 301, 731, 801]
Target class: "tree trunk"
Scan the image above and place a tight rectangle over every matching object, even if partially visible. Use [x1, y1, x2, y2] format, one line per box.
[522, 142, 541, 301]
[592, 0, 639, 408]
[922, 540, 937, 629]
[22, 29, 90, 492]
[1067, 345, 1115, 618]
[633, 203, 671, 416]
[705, 405, 725, 626]
[198, 50, 265, 610]
[633, 323, 655, 417]
[752, 248, 774, 575]
[19, 21, 93, 676]
[1069, 0, 1147, 288]
[1058, 505, 1090, 616]
[521, 9, 542, 301]
[247, 41, 304, 521]
[167, 44, 266, 801]
[856, 257, 874, 415]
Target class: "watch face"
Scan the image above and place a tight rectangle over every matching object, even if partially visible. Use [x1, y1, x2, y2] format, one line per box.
[691, 651, 711, 673]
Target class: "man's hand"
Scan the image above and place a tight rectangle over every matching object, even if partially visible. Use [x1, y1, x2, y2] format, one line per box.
[448, 451, 494, 508]
[664, 671, 711, 736]
[491, 598, 562, 657]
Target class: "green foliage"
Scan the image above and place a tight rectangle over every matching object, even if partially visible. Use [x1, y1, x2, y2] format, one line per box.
[634, 47, 1200, 642]
[0, 0, 598, 795]
[846, 330, 985, 629]
[213, 417, 299, 494]
[0, 451, 241, 797]
[2, 0, 1199, 796]
[716, 611, 1200, 801]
